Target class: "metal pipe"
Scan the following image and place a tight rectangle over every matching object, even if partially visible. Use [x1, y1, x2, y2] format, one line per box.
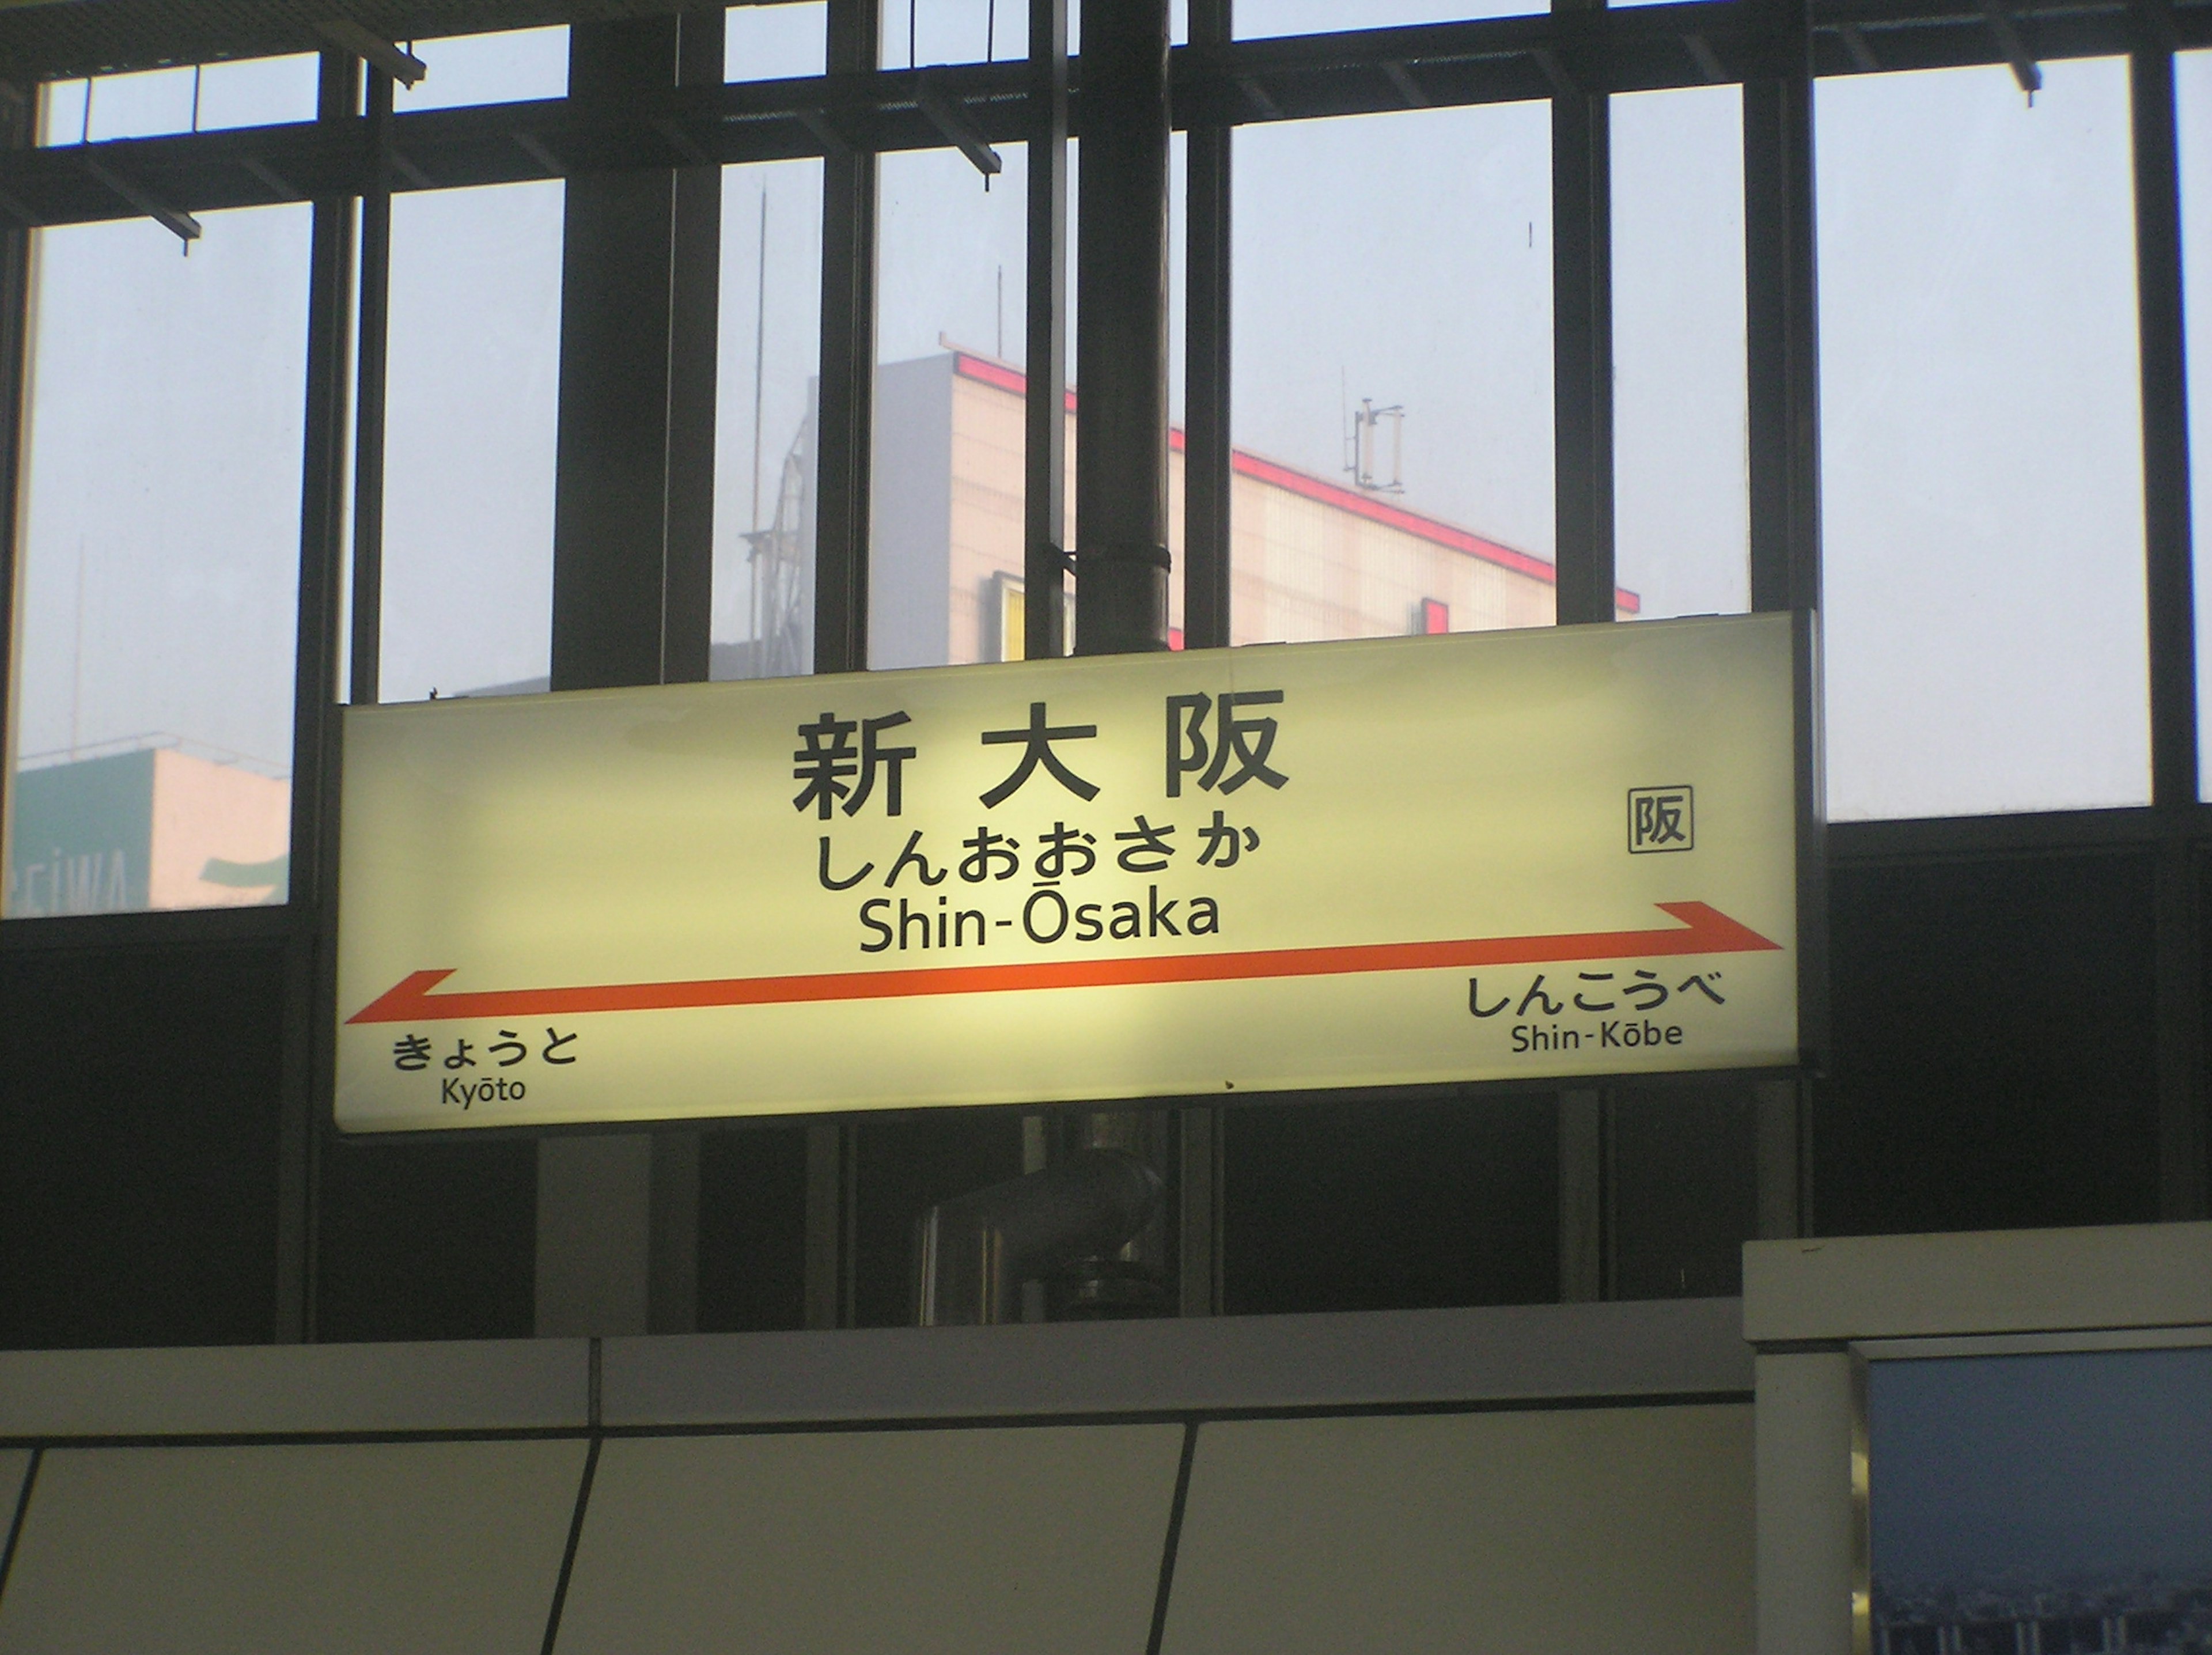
[912, 1148, 1164, 1325]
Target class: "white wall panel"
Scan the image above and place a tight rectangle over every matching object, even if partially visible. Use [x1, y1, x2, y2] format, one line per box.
[554, 1423, 1184, 1654]
[0, 1440, 585, 1655]
[1160, 1404, 1755, 1655]
[0, 1339, 590, 1438]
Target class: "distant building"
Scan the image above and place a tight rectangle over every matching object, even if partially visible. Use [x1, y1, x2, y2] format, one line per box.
[5, 743, 289, 917]
[861, 349, 1637, 672]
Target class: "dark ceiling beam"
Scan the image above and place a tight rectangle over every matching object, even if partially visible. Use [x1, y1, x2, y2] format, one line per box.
[0, 0, 709, 84]
[1, 0, 2198, 231]
[312, 20, 427, 85]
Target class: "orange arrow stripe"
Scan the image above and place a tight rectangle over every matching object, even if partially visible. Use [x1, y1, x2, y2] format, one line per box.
[346, 901, 1780, 1025]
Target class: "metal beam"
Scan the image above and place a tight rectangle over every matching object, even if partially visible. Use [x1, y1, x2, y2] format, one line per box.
[349, 69, 393, 709]
[1024, 0, 1070, 661]
[1743, 0, 1824, 1229]
[0, 78, 28, 937]
[800, 0, 881, 1332]
[1380, 58, 1431, 105]
[1743, 35, 1819, 615]
[539, 12, 723, 1339]
[2133, 44, 2209, 1221]
[812, 0, 878, 682]
[1183, 126, 1231, 654]
[1558, 1091, 1606, 1299]
[1835, 21, 1880, 69]
[1551, 0, 1613, 629]
[313, 20, 428, 86]
[1177, 0, 1235, 1319]
[512, 128, 566, 176]
[914, 75, 1002, 176]
[1980, 0, 2044, 93]
[1074, 0, 1173, 656]
[1685, 30, 1732, 78]
[282, 50, 362, 1342]
[78, 153, 198, 240]
[1531, 45, 1578, 96]
[5, 2, 2202, 232]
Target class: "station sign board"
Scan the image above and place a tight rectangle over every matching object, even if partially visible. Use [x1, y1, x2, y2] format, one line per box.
[334, 613, 1802, 1133]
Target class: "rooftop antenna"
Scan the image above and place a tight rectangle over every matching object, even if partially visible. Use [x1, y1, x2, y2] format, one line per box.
[1346, 397, 1405, 494]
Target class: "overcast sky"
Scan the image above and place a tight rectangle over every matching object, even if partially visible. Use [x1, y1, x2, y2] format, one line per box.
[1870, 1347, 2212, 1590]
[10, 19, 2209, 831]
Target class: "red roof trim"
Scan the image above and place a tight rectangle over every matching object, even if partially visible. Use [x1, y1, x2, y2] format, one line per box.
[1228, 450, 1557, 585]
[953, 353, 1641, 614]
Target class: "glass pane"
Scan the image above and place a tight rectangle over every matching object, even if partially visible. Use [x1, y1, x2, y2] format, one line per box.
[377, 181, 564, 702]
[391, 27, 570, 112]
[1611, 84, 1748, 621]
[37, 56, 318, 146]
[1817, 59, 2148, 820]
[714, 159, 824, 680]
[728, 2, 827, 79]
[874, 146, 1036, 668]
[37, 80, 89, 145]
[370, 24, 570, 702]
[1236, 0, 1528, 42]
[880, 0, 1192, 66]
[1231, 105, 1554, 645]
[881, 0, 1024, 68]
[870, 141, 1183, 666]
[2179, 52, 2212, 796]
[195, 58, 321, 129]
[6, 207, 310, 918]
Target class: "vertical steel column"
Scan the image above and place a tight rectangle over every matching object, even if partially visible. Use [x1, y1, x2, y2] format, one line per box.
[1176, 0, 1234, 1321]
[1743, 0, 1821, 1238]
[550, 13, 722, 693]
[813, 0, 880, 681]
[1074, 0, 1173, 656]
[1743, 3, 1820, 619]
[1549, 0, 1615, 1297]
[1551, 32, 1613, 629]
[664, 19, 725, 690]
[349, 69, 392, 708]
[279, 51, 362, 1342]
[0, 81, 35, 919]
[1024, 0, 1070, 661]
[540, 14, 724, 1338]
[2133, 37, 2210, 1221]
[1183, 0, 1234, 655]
[661, 5, 728, 1339]
[1558, 1088, 1605, 1300]
[804, 0, 882, 1329]
[804, 1120, 857, 1328]
[1063, 0, 1179, 1315]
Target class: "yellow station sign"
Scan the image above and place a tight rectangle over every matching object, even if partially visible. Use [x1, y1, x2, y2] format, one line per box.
[334, 614, 1802, 1132]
